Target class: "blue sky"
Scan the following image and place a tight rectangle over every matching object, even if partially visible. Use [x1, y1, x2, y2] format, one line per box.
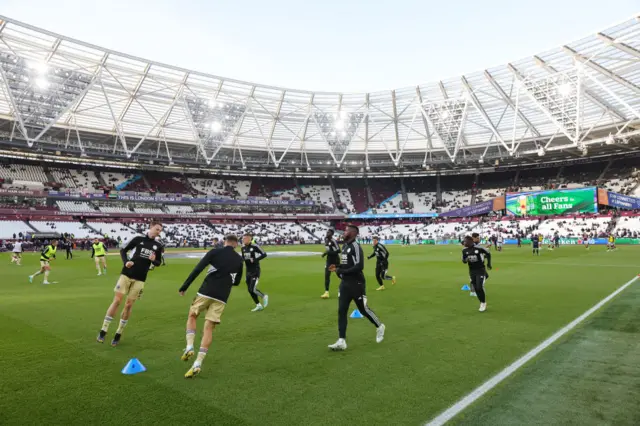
[2, 0, 637, 92]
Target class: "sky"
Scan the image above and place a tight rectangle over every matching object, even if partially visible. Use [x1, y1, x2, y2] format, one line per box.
[1, 0, 638, 93]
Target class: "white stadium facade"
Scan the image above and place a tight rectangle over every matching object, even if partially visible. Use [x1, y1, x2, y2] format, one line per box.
[0, 14, 638, 176]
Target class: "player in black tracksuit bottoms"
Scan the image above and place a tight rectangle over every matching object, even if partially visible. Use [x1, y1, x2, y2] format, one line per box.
[321, 229, 340, 299]
[462, 235, 492, 312]
[367, 236, 396, 290]
[328, 225, 385, 351]
[241, 234, 269, 311]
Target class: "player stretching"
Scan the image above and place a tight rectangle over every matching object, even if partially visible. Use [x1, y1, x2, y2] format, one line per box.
[178, 235, 244, 378]
[532, 234, 540, 255]
[321, 229, 340, 299]
[29, 240, 58, 284]
[91, 238, 108, 276]
[367, 236, 396, 290]
[241, 233, 269, 311]
[10, 240, 23, 265]
[328, 225, 385, 351]
[96, 222, 164, 347]
[462, 235, 492, 312]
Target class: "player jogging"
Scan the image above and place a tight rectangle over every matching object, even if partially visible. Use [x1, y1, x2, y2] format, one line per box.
[10, 240, 23, 265]
[241, 233, 269, 311]
[462, 235, 492, 312]
[327, 225, 385, 351]
[367, 236, 396, 290]
[91, 238, 108, 276]
[96, 221, 164, 347]
[496, 234, 504, 252]
[178, 234, 244, 378]
[321, 229, 340, 299]
[532, 234, 540, 256]
[29, 240, 58, 284]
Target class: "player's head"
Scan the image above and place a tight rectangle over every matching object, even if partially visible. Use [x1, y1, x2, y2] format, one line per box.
[93, 238, 99, 244]
[52, 239, 59, 246]
[242, 233, 252, 246]
[148, 221, 163, 238]
[372, 236, 379, 246]
[344, 224, 359, 241]
[471, 232, 480, 244]
[224, 234, 239, 248]
[213, 237, 219, 244]
[326, 229, 334, 239]
[463, 235, 474, 248]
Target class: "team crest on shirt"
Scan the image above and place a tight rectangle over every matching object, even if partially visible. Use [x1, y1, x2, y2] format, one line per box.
[153, 245, 158, 250]
[250, 248, 253, 252]
[347, 248, 351, 253]
[475, 250, 478, 254]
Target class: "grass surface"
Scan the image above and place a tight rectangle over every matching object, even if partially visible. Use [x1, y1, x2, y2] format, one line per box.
[1, 244, 639, 425]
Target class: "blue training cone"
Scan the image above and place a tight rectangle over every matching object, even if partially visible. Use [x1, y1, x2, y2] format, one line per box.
[461, 284, 470, 291]
[350, 309, 363, 319]
[122, 358, 146, 375]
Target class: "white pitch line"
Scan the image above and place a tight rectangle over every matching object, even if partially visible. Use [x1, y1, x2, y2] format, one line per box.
[425, 275, 640, 426]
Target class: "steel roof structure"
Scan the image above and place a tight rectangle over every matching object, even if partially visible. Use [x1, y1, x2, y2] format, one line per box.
[0, 14, 639, 173]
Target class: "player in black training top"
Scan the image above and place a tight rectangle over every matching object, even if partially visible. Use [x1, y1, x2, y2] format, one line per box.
[532, 233, 540, 256]
[321, 229, 340, 299]
[327, 225, 385, 351]
[367, 236, 396, 290]
[462, 235, 492, 312]
[178, 234, 244, 379]
[241, 233, 269, 311]
[97, 221, 164, 347]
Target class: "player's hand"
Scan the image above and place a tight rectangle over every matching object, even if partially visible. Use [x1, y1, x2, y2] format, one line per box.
[328, 264, 336, 272]
[487, 265, 493, 270]
[179, 291, 185, 296]
[149, 252, 156, 262]
[125, 261, 134, 268]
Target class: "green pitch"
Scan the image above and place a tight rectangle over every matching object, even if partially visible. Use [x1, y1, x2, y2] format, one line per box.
[1, 245, 639, 425]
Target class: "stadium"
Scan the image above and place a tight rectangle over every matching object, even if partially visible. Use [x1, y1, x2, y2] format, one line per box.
[1, 9, 640, 425]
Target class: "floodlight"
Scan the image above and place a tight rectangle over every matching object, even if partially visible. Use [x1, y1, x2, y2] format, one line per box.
[211, 121, 222, 132]
[334, 120, 344, 130]
[557, 82, 572, 97]
[35, 77, 49, 89]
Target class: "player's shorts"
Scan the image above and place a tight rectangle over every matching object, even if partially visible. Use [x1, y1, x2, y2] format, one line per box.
[12, 252, 21, 257]
[40, 260, 50, 268]
[95, 254, 105, 258]
[246, 270, 261, 284]
[189, 296, 226, 323]
[114, 275, 145, 300]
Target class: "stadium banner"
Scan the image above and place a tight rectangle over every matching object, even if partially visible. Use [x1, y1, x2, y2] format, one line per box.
[438, 199, 494, 217]
[604, 191, 640, 210]
[0, 188, 47, 196]
[347, 212, 438, 219]
[506, 187, 597, 216]
[503, 238, 632, 245]
[47, 191, 315, 206]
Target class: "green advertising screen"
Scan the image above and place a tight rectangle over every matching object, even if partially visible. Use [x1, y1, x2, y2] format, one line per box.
[506, 187, 598, 216]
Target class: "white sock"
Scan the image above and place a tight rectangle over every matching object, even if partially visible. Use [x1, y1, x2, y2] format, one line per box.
[44, 271, 50, 281]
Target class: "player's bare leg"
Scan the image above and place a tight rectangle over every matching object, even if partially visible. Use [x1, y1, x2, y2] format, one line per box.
[29, 265, 45, 283]
[95, 258, 102, 276]
[182, 311, 198, 361]
[97, 292, 123, 343]
[185, 320, 216, 378]
[111, 298, 135, 346]
[101, 257, 108, 275]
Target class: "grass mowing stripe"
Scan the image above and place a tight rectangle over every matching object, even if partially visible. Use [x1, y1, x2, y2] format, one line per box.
[425, 274, 640, 426]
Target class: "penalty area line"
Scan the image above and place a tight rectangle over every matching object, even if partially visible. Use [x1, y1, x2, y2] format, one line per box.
[425, 274, 640, 426]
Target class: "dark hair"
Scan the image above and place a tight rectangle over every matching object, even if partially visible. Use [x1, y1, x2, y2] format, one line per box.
[150, 220, 163, 228]
[243, 233, 253, 238]
[327, 229, 334, 234]
[346, 224, 359, 234]
[213, 237, 219, 241]
[372, 236, 379, 240]
[471, 232, 479, 238]
[225, 234, 239, 243]
[464, 235, 474, 243]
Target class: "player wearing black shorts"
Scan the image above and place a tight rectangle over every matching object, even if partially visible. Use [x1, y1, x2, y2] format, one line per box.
[367, 236, 396, 290]
[532, 233, 540, 256]
[462, 235, 492, 312]
[327, 225, 385, 351]
[241, 233, 269, 311]
[321, 229, 340, 299]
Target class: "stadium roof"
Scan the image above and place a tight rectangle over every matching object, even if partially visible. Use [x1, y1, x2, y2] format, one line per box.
[0, 14, 639, 172]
